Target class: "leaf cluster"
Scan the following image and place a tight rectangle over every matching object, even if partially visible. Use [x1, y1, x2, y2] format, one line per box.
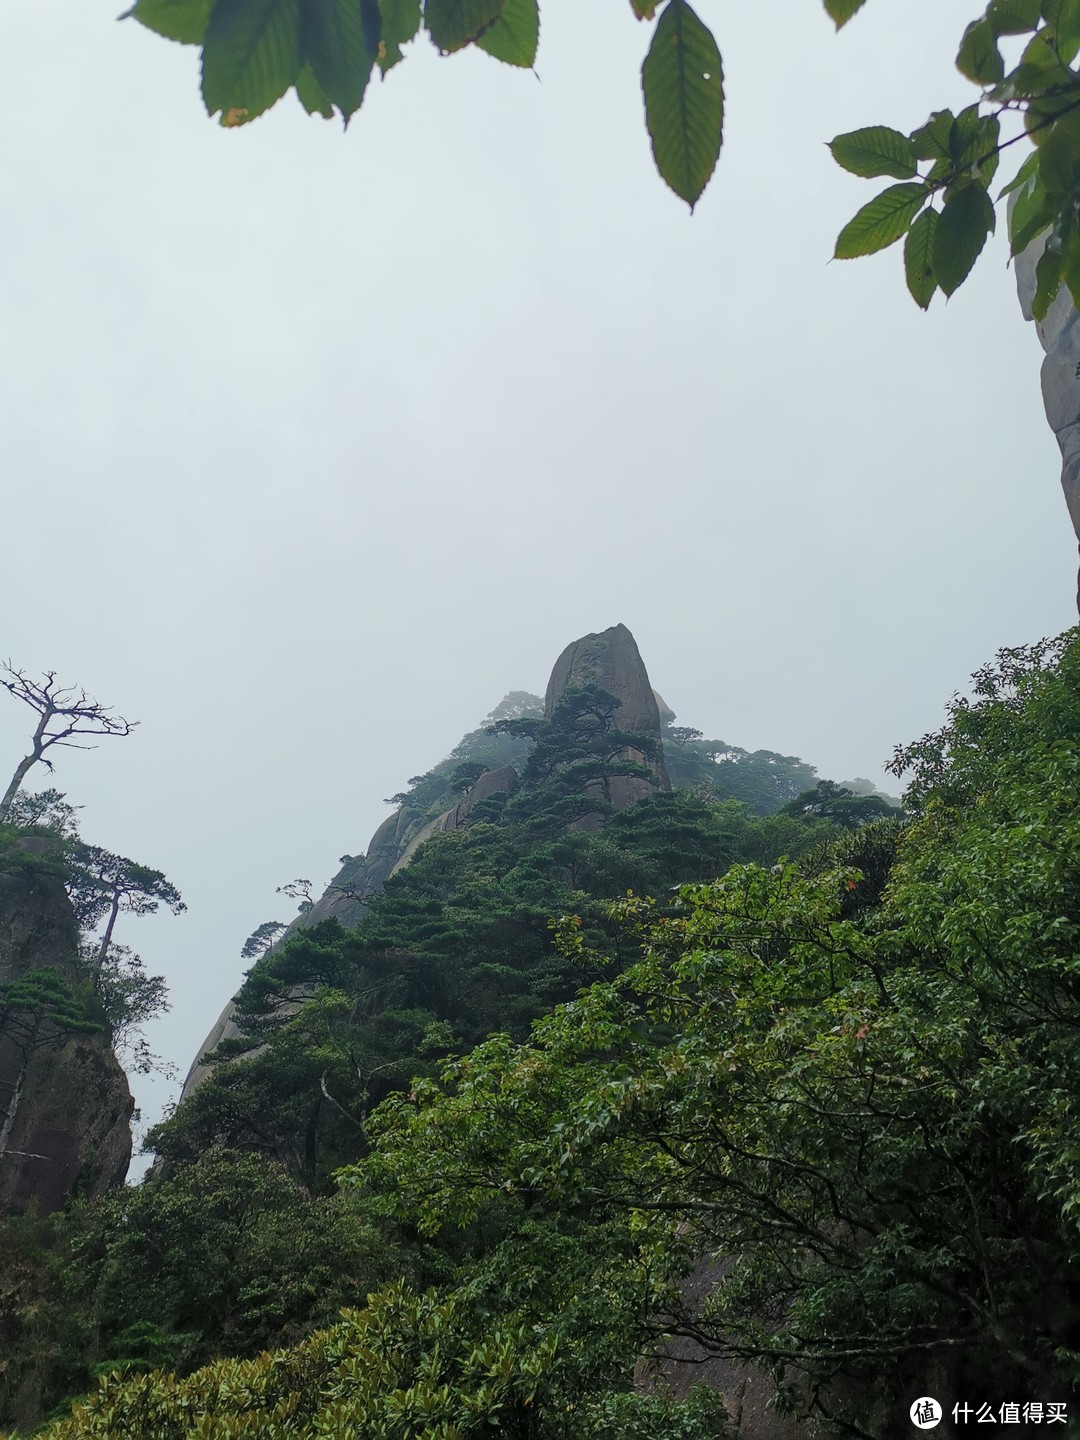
[831, 1, 1080, 313]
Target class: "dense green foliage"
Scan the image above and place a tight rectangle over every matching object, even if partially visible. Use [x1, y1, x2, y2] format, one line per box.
[9, 632, 1080, 1436]
[356, 634, 1080, 1427]
[0, 687, 845, 1433]
[151, 687, 836, 1188]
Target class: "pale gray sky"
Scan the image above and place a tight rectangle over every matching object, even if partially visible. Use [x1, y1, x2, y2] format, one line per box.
[2, 0, 1074, 1150]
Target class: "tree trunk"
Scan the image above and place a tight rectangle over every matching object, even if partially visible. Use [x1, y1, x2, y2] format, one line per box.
[95, 893, 121, 970]
[0, 756, 37, 823]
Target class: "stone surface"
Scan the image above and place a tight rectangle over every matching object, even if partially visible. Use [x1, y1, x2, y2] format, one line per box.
[0, 840, 133, 1215]
[389, 765, 517, 876]
[544, 622, 670, 823]
[180, 766, 519, 1097]
[1014, 226, 1080, 611]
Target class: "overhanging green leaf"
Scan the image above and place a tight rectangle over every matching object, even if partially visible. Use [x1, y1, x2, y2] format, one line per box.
[641, 0, 724, 211]
[377, 0, 421, 70]
[1033, 241, 1065, 319]
[987, 0, 1040, 34]
[933, 184, 995, 295]
[823, 0, 868, 27]
[425, 0, 505, 54]
[999, 148, 1039, 198]
[295, 62, 335, 115]
[1044, 0, 1080, 50]
[629, 0, 659, 16]
[1037, 118, 1080, 196]
[911, 110, 954, 162]
[948, 104, 983, 163]
[904, 207, 939, 309]
[834, 183, 927, 259]
[957, 18, 1005, 83]
[126, 0, 212, 44]
[302, 0, 375, 119]
[1009, 171, 1055, 253]
[202, 0, 302, 121]
[476, 0, 538, 67]
[828, 126, 916, 179]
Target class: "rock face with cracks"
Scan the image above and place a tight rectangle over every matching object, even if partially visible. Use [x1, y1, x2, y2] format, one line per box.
[0, 839, 132, 1215]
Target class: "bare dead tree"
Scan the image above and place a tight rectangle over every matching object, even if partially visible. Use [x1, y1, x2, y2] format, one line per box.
[0, 664, 136, 822]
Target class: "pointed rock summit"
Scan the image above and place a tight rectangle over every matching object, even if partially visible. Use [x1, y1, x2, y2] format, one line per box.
[545, 623, 670, 811]
[180, 625, 668, 1097]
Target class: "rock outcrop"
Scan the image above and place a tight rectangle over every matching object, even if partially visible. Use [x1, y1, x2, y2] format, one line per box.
[545, 623, 670, 824]
[1014, 223, 1080, 612]
[0, 839, 133, 1215]
[181, 625, 665, 1095]
[180, 764, 519, 1097]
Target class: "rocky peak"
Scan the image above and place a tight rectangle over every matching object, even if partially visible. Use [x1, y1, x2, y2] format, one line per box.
[544, 623, 670, 814]
[181, 627, 669, 1095]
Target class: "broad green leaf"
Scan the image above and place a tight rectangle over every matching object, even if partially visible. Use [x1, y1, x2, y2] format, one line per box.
[1044, 0, 1080, 49]
[1037, 116, 1080, 193]
[957, 18, 1005, 82]
[987, 0, 1040, 32]
[377, 0, 421, 70]
[999, 148, 1039, 198]
[426, 0, 505, 53]
[933, 184, 995, 295]
[302, 0, 374, 119]
[202, 0, 302, 121]
[1033, 240, 1064, 318]
[641, 0, 724, 211]
[295, 62, 335, 115]
[904, 207, 939, 309]
[1019, 27, 1072, 74]
[1009, 172, 1056, 252]
[828, 125, 916, 179]
[476, 0, 538, 66]
[912, 110, 953, 161]
[126, 0, 211, 44]
[977, 114, 1002, 185]
[834, 183, 927, 259]
[823, 0, 868, 27]
[947, 104, 982, 163]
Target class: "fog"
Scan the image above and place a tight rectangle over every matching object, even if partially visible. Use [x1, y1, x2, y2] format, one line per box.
[1, 0, 1073, 1153]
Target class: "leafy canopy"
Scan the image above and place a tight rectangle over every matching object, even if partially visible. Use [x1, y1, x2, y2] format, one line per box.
[125, 0, 1080, 302]
[27, 627, 1080, 1438]
[350, 629, 1080, 1426]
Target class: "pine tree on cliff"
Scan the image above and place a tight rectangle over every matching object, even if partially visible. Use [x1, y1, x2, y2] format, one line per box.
[0, 665, 136, 822]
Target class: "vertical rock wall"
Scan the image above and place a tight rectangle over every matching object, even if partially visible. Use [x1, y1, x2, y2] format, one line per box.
[0, 839, 132, 1215]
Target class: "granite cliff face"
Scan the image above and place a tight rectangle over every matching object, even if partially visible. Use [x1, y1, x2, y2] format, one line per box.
[545, 623, 670, 825]
[181, 623, 667, 1096]
[0, 840, 133, 1215]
